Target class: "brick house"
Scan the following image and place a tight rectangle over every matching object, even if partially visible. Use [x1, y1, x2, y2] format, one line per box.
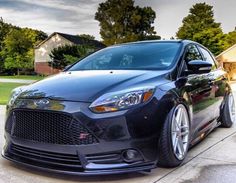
[216, 44, 236, 80]
[34, 32, 105, 75]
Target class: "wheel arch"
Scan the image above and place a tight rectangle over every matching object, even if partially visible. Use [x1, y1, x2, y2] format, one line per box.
[155, 89, 192, 132]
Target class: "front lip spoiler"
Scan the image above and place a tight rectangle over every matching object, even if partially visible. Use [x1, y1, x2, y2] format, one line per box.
[2, 152, 156, 176]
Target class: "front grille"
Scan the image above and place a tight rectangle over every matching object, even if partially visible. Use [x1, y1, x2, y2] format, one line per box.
[9, 144, 83, 171]
[6, 110, 98, 145]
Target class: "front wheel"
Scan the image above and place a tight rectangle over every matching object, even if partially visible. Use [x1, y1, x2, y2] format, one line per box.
[157, 104, 190, 168]
[221, 92, 235, 128]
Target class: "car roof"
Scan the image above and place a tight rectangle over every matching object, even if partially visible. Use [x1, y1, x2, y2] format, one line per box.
[112, 39, 197, 47]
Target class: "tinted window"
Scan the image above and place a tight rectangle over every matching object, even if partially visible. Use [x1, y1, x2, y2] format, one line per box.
[184, 44, 202, 62]
[199, 47, 217, 70]
[69, 43, 181, 71]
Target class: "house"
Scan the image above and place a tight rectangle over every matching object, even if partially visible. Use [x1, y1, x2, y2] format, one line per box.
[216, 44, 236, 80]
[34, 32, 105, 75]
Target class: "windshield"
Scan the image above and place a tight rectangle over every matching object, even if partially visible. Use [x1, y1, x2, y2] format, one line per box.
[68, 42, 181, 71]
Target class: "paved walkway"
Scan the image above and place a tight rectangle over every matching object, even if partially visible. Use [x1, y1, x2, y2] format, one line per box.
[0, 78, 36, 84]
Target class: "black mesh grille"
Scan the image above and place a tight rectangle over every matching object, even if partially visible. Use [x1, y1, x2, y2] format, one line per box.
[7, 110, 98, 145]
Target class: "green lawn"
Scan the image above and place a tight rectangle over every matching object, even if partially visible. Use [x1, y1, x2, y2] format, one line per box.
[0, 75, 45, 80]
[0, 83, 25, 105]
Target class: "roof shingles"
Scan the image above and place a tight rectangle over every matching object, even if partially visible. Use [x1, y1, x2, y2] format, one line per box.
[36, 32, 106, 49]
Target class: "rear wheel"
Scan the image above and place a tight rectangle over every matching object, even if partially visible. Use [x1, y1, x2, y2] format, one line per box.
[221, 93, 235, 128]
[158, 104, 190, 167]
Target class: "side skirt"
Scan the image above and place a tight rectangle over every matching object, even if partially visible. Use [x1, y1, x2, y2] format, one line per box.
[189, 119, 219, 147]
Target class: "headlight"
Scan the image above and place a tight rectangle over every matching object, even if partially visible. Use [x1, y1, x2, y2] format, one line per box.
[7, 87, 23, 106]
[89, 87, 155, 113]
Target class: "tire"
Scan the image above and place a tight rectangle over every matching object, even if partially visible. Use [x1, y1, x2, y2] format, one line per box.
[157, 104, 190, 168]
[221, 93, 235, 128]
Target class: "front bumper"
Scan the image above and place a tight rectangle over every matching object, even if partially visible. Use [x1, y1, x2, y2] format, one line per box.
[2, 142, 156, 175]
[2, 98, 161, 175]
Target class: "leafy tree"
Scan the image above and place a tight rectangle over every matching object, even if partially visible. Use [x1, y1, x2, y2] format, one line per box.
[78, 34, 95, 40]
[0, 27, 47, 75]
[49, 45, 93, 70]
[176, 3, 225, 55]
[193, 28, 227, 55]
[0, 18, 47, 75]
[0, 18, 11, 73]
[225, 28, 236, 48]
[1, 29, 33, 75]
[0, 18, 11, 50]
[22, 27, 47, 46]
[95, 0, 159, 45]
[141, 34, 161, 40]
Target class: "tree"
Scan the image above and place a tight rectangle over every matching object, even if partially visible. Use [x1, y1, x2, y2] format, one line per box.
[1, 29, 33, 75]
[0, 18, 47, 75]
[22, 27, 47, 46]
[176, 3, 225, 55]
[193, 28, 227, 55]
[78, 34, 95, 40]
[0, 18, 11, 73]
[225, 29, 236, 48]
[0, 18, 11, 50]
[49, 45, 93, 70]
[95, 0, 159, 45]
[141, 34, 161, 40]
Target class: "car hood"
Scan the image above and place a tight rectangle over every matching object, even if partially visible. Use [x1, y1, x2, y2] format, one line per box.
[19, 70, 170, 102]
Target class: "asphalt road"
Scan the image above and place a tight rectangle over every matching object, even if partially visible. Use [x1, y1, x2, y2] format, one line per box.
[0, 83, 236, 183]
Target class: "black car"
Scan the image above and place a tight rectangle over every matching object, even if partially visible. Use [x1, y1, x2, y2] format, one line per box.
[2, 40, 235, 175]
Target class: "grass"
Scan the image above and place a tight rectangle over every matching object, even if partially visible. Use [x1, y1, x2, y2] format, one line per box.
[0, 82, 26, 105]
[0, 75, 45, 81]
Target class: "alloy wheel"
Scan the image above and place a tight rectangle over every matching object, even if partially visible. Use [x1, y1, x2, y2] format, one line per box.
[171, 104, 190, 160]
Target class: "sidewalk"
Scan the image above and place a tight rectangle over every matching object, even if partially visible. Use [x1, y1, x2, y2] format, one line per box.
[158, 126, 236, 183]
[0, 78, 36, 84]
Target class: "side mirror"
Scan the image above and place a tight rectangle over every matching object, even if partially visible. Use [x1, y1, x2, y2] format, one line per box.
[188, 60, 212, 74]
[63, 65, 71, 72]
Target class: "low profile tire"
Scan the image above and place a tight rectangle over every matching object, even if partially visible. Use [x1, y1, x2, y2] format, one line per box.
[157, 104, 190, 168]
[221, 92, 235, 128]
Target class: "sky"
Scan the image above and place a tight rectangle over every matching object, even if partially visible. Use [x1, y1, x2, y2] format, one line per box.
[0, 0, 235, 40]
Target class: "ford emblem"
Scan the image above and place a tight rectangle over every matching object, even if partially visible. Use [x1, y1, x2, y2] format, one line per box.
[34, 99, 50, 106]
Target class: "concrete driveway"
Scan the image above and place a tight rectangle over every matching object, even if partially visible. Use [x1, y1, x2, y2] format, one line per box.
[0, 83, 236, 183]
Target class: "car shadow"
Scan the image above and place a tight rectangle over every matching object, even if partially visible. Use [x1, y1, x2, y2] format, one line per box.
[6, 161, 148, 182]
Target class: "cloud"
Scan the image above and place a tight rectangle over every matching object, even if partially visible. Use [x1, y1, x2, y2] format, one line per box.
[136, 0, 236, 38]
[0, 0, 103, 39]
[0, 0, 235, 40]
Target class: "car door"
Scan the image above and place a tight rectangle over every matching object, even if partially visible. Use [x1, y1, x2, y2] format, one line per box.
[179, 44, 216, 139]
[197, 45, 228, 120]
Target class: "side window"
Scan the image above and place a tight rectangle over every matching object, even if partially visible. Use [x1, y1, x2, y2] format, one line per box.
[184, 44, 202, 62]
[198, 47, 217, 70]
[180, 45, 202, 76]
